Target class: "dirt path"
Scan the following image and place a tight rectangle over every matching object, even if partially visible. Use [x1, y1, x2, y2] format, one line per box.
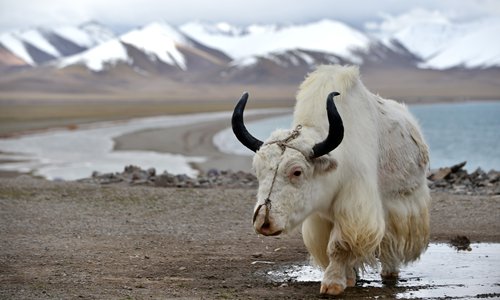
[0, 177, 499, 299]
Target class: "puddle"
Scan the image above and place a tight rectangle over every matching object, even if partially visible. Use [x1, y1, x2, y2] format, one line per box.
[267, 243, 500, 299]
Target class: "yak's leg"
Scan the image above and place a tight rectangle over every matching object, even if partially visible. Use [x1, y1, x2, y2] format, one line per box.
[303, 215, 353, 294]
[379, 230, 402, 280]
[346, 266, 357, 287]
[379, 238, 400, 279]
[320, 231, 351, 295]
[302, 214, 332, 269]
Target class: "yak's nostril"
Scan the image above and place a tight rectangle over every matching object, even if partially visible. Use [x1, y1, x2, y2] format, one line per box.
[253, 204, 265, 224]
[261, 220, 271, 230]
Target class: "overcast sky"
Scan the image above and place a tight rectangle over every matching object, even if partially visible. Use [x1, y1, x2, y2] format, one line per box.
[1, 0, 499, 33]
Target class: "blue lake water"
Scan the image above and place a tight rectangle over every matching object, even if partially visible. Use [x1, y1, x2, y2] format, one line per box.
[216, 101, 500, 171]
[410, 101, 500, 171]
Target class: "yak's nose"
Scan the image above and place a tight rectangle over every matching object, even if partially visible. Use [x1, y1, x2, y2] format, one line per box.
[255, 222, 282, 236]
[253, 207, 283, 236]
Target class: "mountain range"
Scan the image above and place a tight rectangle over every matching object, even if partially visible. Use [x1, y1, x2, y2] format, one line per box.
[1, 16, 499, 100]
[0, 21, 114, 67]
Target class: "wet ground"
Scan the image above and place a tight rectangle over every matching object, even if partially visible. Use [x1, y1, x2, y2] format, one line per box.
[268, 243, 500, 299]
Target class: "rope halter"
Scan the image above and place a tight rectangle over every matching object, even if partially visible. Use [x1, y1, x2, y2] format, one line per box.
[252, 125, 305, 225]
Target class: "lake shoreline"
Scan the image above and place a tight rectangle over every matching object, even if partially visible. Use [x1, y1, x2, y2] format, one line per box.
[116, 101, 500, 174]
[1, 98, 498, 138]
[112, 112, 290, 174]
[0, 101, 498, 179]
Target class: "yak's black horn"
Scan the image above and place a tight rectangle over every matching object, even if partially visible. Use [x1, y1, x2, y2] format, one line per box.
[232, 92, 264, 153]
[311, 92, 344, 159]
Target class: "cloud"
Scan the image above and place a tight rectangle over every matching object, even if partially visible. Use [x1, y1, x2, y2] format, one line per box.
[365, 8, 451, 33]
[0, 0, 499, 32]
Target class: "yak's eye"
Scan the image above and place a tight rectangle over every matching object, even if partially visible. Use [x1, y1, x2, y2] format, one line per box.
[289, 166, 303, 178]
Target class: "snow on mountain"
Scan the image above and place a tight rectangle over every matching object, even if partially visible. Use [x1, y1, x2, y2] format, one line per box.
[0, 22, 115, 66]
[367, 10, 458, 58]
[197, 22, 248, 36]
[3, 14, 500, 72]
[180, 19, 370, 63]
[421, 18, 500, 69]
[52, 22, 114, 49]
[368, 9, 500, 69]
[120, 22, 190, 70]
[0, 29, 65, 64]
[229, 49, 342, 70]
[0, 45, 28, 67]
[391, 22, 460, 60]
[57, 21, 221, 72]
[58, 39, 129, 72]
[0, 32, 35, 64]
[19, 29, 61, 58]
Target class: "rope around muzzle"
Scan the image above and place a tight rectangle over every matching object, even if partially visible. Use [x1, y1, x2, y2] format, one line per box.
[252, 125, 303, 225]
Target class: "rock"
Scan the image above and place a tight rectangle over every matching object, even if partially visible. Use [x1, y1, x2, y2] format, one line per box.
[494, 185, 500, 195]
[81, 162, 497, 195]
[147, 168, 156, 177]
[427, 161, 500, 195]
[154, 172, 177, 187]
[450, 235, 472, 251]
[450, 161, 467, 172]
[433, 179, 449, 188]
[487, 170, 499, 183]
[207, 169, 220, 177]
[176, 174, 190, 182]
[428, 167, 452, 181]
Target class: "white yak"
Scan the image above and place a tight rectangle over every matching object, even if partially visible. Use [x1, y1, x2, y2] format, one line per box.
[232, 65, 430, 295]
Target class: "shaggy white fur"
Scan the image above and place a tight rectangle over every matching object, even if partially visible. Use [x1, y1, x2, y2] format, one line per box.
[250, 65, 430, 295]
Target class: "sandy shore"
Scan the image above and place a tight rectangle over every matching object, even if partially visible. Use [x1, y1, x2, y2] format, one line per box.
[113, 112, 289, 173]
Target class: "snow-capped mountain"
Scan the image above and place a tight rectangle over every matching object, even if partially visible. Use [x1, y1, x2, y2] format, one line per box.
[121, 22, 190, 70]
[0, 45, 28, 67]
[58, 39, 129, 71]
[58, 19, 374, 75]
[369, 10, 500, 69]
[0, 21, 114, 66]
[180, 19, 370, 66]
[176, 19, 421, 83]
[421, 18, 500, 69]
[58, 21, 230, 73]
[1, 14, 499, 79]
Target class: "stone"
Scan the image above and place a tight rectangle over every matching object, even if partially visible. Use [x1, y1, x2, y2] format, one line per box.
[429, 167, 452, 181]
[147, 168, 156, 177]
[82, 163, 497, 195]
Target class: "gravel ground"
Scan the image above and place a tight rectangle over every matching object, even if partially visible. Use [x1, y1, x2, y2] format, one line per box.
[0, 176, 499, 299]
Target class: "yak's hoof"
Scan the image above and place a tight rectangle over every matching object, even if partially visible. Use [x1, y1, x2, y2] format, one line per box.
[346, 277, 356, 287]
[381, 271, 399, 280]
[320, 283, 344, 295]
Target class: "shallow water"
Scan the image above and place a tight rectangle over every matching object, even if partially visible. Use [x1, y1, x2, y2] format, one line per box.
[215, 101, 500, 171]
[267, 243, 500, 299]
[0, 109, 287, 180]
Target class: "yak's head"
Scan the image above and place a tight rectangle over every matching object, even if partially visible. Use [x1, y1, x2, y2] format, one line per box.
[232, 92, 344, 236]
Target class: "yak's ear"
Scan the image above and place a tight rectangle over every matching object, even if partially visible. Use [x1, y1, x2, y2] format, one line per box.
[313, 155, 338, 176]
